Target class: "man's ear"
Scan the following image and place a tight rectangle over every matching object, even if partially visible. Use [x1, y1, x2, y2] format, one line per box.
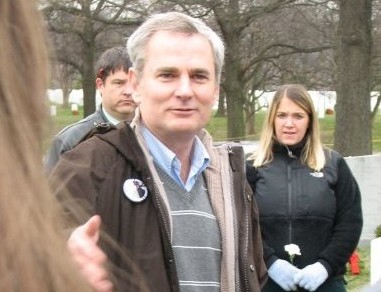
[128, 68, 141, 103]
[95, 78, 103, 90]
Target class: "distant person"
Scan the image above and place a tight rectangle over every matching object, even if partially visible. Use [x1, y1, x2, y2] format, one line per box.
[44, 46, 136, 172]
[246, 84, 363, 291]
[51, 11, 267, 291]
[0, 0, 97, 290]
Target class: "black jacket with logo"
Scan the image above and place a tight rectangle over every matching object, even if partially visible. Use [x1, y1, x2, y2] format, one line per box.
[246, 142, 362, 279]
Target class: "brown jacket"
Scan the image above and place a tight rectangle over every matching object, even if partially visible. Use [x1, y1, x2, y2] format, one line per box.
[51, 119, 267, 292]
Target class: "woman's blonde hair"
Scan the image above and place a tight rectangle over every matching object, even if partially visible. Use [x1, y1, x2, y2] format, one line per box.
[250, 84, 326, 171]
[0, 0, 93, 290]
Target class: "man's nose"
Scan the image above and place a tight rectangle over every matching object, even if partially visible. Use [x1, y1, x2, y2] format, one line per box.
[175, 76, 193, 99]
[122, 82, 133, 96]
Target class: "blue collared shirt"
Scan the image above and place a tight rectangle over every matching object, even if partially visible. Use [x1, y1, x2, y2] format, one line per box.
[141, 125, 210, 191]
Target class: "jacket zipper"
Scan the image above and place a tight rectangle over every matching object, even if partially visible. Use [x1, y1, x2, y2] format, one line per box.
[242, 187, 250, 292]
[284, 144, 296, 244]
[287, 164, 293, 243]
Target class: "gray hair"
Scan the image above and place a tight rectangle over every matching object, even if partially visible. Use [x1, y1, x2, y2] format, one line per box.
[127, 12, 225, 82]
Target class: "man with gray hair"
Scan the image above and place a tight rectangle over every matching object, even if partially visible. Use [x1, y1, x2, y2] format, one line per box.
[52, 12, 267, 292]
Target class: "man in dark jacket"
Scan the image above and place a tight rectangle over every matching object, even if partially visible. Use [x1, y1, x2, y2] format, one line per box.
[44, 46, 136, 172]
[51, 12, 267, 292]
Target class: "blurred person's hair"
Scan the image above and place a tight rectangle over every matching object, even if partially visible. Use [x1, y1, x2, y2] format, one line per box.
[127, 11, 225, 83]
[250, 84, 326, 171]
[0, 0, 95, 291]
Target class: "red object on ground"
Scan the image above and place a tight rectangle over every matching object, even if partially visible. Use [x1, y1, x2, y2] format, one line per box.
[349, 250, 361, 275]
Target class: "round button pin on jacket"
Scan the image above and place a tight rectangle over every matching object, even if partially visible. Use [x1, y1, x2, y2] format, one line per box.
[123, 178, 148, 203]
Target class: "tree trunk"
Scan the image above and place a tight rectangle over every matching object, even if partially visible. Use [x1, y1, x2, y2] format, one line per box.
[245, 102, 256, 136]
[215, 89, 226, 117]
[224, 58, 245, 141]
[334, 0, 373, 156]
[223, 31, 246, 141]
[62, 86, 70, 109]
[246, 113, 255, 135]
[82, 63, 96, 117]
[82, 37, 96, 117]
[57, 64, 72, 108]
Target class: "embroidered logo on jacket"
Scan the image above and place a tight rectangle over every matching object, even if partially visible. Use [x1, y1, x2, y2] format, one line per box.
[310, 171, 324, 178]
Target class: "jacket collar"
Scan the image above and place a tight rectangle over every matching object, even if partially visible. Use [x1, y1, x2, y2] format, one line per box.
[273, 137, 307, 158]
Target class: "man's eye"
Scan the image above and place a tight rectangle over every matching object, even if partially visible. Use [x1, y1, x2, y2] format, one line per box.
[192, 74, 208, 81]
[159, 73, 174, 79]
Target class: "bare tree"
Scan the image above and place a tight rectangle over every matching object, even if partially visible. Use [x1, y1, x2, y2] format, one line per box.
[42, 0, 144, 116]
[334, 0, 373, 155]
[42, 0, 341, 139]
[241, 2, 337, 135]
[371, 0, 381, 121]
[163, 0, 335, 140]
[52, 63, 78, 108]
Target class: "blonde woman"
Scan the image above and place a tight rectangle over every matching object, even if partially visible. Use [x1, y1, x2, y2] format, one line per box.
[0, 0, 100, 291]
[247, 84, 363, 292]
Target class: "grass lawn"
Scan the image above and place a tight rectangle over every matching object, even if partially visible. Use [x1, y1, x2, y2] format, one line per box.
[43, 105, 85, 152]
[45, 104, 378, 290]
[207, 110, 381, 153]
[346, 246, 370, 291]
[45, 105, 381, 153]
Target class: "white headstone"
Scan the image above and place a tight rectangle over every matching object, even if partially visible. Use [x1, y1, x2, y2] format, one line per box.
[371, 237, 381, 284]
[71, 103, 78, 112]
[50, 105, 57, 116]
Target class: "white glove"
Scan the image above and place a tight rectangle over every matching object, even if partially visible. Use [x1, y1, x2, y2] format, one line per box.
[294, 262, 328, 291]
[268, 259, 300, 291]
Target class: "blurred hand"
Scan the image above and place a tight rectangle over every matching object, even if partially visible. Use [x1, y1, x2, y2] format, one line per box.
[268, 259, 300, 291]
[294, 262, 328, 291]
[68, 215, 113, 292]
